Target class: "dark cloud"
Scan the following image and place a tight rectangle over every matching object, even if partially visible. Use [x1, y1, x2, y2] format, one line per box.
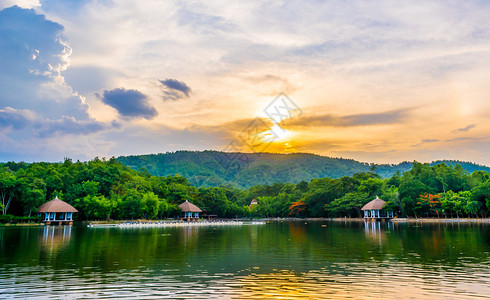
[0, 6, 65, 78]
[36, 117, 110, 138]
[411, 139, 440, 148]
[285, 108, 410, 128]
[111, 120, 122, 129]
[0, 107, 34, 130]
[192, 117, 275, 136]
[452, 124, 476, 133]
[100, 88, 158, 120]
[159, 78, 191, 100]
[446, 137, 475, 142]
[0, 107, 112, 137]
[195, 109, 409, 136]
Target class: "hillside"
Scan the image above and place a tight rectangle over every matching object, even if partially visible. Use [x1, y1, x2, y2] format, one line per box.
[117, 151, 490, 188]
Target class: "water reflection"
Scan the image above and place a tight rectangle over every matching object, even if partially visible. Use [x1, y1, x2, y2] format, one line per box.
[0, 222, 488, 299]
[39, 225, 72, 254]
[363, 221, 394, 244]
[228, 264, 490, 299]
[288, 221, 308, 243]
[182, 225, 199, 242]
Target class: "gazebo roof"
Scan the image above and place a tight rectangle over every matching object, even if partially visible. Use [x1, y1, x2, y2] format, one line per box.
[361, 196, 387, 211]
[179, 200, 202, 212]
[37, 196, 78, 213]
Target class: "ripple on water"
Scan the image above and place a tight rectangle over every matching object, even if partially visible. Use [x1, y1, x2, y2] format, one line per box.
[4, 262, 488, 299]
[1, 263, 489, 299]
[1, 223, 489, 299]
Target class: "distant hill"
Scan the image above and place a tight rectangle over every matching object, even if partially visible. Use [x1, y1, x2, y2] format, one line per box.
[117, 151, 490, 188]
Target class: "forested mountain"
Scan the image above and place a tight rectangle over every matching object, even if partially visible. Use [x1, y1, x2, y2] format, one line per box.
[117, 151, 490, 188]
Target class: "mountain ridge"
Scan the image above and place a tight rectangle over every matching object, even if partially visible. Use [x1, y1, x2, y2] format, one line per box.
[117, 150, 490, 188]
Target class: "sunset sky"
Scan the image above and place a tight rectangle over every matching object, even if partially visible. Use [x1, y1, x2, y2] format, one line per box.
[1, 0, 490, 165]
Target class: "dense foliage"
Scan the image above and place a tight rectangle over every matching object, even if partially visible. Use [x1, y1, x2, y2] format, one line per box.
[0, 215, 40, 224]
[1, 158, 489, 220]
[117, 151, 490, 188]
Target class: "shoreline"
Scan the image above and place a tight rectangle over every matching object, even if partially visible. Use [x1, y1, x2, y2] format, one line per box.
[89, 220, 266, 228]
[390, 217, 490, 223]
[0, 223, 43, 227]
[4, 218, 486, 227]
[330, 217, 490, 223]
[257, 217, 490, 224]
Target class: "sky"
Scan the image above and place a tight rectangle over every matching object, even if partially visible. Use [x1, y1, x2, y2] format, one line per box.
[1, 0, 490, 165]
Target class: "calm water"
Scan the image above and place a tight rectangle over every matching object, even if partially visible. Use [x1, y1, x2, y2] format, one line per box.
[0, 221, 489, 299]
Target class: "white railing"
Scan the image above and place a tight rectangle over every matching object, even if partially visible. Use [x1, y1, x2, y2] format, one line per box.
[41, 212, 74, 222]
[363, 210, 393, 218]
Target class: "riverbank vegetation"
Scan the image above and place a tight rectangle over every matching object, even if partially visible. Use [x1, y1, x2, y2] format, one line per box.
[0, 214, 40, 224]
[1, 158, 489, 220]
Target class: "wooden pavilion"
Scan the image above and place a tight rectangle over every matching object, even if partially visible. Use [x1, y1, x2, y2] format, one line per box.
[37, 196, 78, 225]
[179, 200, 202, 221]
[361, 196, 393, 221]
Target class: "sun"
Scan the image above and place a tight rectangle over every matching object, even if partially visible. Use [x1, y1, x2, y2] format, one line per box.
[262, 124, 294, 142]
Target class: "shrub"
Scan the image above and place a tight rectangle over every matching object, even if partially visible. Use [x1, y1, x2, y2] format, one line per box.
[0, 215, 41, 224]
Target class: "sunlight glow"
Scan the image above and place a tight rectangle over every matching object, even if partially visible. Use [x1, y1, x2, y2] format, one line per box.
[264, 124, 294, 143]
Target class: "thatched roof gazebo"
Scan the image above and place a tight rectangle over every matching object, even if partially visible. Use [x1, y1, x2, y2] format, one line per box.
[38, 196, 78, 225]
[179, 200, 202, 221]
[361, 196, 393, 220]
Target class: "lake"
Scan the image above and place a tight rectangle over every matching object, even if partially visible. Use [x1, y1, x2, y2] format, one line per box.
[0, 221, 489, 299]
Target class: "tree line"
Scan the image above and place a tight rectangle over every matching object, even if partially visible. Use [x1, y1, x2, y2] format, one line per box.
[1, 158, 489, 220]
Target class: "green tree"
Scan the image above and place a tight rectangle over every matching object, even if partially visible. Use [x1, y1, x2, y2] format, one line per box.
[142, 192, 160, 219]
[470, 181, 490, 214]
[399, 175, 430, 217]
[255, 196, 275, 217]
[465, 200, 482, 218]
[22, 188, 45, 217]
[382, 186, 403, 216]
[77, 195, 114, 220]
[120, 189, 144, 220]
[199, 187, 229, 217]
[329, 192, 369, 217]
[439, 191, 456, 217]
[0, 170, 17, 215]
[158, 198, 169, 218]
[358, 178, 383, 198]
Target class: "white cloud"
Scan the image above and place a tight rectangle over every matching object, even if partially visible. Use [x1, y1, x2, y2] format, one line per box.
[0, 0, 40, 10]
[1, 1, 490, 163]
